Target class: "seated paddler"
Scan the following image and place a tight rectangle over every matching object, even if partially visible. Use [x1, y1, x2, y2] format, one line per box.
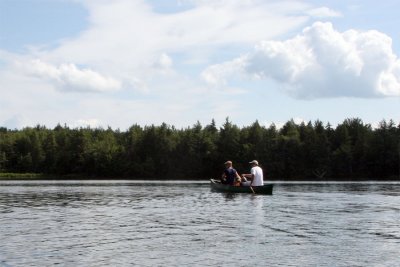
[241, 160, 264, 187]
[221, 160, 242, 186]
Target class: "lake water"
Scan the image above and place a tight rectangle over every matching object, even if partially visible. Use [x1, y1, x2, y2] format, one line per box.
[0, 180, 399, 267]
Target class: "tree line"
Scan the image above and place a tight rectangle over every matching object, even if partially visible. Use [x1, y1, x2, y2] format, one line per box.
[0, 118, 399, 180]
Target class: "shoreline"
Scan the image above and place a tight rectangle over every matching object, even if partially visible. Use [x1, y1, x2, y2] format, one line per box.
[0, 173, 399, 181]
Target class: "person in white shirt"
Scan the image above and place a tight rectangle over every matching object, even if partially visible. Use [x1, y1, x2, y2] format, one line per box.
[241, 160, 264, 186]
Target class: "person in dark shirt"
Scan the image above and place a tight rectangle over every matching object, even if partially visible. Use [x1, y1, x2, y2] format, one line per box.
[221, 161, 241, 186]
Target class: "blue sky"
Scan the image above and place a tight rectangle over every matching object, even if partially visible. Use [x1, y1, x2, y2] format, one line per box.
[0, 0, 399, 129]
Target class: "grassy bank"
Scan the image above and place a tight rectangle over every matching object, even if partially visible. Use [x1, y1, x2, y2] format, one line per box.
[0, 173, 56, 180]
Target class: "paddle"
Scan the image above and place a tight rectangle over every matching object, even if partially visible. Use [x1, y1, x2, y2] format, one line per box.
[242, 174, 255, 194]
[249, 185, 255, 194]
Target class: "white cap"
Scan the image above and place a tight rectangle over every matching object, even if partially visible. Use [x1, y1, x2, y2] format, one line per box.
[249, 160, 258, 165]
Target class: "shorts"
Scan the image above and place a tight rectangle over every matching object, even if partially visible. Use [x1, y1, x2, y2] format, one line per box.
[241, 181, 251, 186]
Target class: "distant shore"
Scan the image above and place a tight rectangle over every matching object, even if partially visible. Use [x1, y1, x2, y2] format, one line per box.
[1, 173, 399, 181]
[0, 173, 93, 180]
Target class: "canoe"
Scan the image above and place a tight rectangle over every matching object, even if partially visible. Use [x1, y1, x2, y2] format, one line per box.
[210, 179, 273, 195]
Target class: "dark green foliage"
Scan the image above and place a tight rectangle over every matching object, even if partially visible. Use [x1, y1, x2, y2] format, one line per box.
[0, 118, 399, 180]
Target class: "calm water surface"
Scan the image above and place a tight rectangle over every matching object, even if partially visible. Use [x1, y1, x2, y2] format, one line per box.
[0, 180, 399, 266]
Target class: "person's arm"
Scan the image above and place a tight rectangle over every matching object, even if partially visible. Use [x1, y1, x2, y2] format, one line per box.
[249, 168, 257, 186]
[242, 173, 253, 184]
[242, 173, 254, 179]
[221, 170, 227, 182]
[235, 171, 241, 180]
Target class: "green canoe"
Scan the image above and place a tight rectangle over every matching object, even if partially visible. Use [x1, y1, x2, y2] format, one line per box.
[210, 179, 273, 195]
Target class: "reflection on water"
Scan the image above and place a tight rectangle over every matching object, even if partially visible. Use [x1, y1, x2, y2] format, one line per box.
[0, 181, 399, 266]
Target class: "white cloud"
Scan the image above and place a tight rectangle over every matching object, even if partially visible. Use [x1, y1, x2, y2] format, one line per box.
[203, 22, 400, 99]
[43, 0, 309, 66]
[0, 0, 311, 97]
[2, 114, 31, 130]
[72, 119, 102, 128]
[306, 7, 342, 18]
[16, 59, 121, 92]
[201, 58, 245, 86]
[7, 1, 396, 129]
[263, 117, 306, 129]
[157, 53, 173, 69]
[151, 53, 174, 75]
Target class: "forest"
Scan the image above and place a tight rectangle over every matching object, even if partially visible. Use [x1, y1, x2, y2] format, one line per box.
[0, 118, 399, 180]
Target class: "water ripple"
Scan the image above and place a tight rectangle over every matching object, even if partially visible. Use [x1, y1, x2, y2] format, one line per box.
[0, 181, 399, 266]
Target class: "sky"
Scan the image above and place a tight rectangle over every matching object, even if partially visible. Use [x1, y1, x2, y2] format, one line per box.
[0, 0, 399, 129]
